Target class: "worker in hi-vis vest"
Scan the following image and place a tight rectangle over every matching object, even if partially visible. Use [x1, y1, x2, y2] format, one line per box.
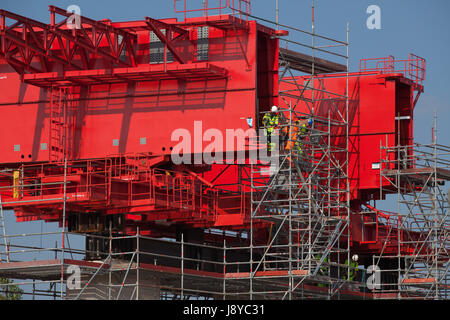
[262, 106, 280, 152]
[343, 254, 359, 282]
[283, 117, 313, 157]
[315, 254, 329, 288]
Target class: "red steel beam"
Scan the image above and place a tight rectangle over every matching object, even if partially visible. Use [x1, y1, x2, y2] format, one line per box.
[49, 5, 138, 67]
[145, 17, 188, 64]
[49, 5, 135, 40]
[144, 17, 189, 40]
[1, 25, 83, 71]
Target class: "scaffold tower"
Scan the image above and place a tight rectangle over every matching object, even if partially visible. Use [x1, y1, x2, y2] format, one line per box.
[375, 117, 449, 299]
[222, 12, 353, 300]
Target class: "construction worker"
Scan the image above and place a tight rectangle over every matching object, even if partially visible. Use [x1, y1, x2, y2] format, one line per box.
[284, 117, 313, 158]
[343, 254, 359, 282]
[262, 106, 280, 152]
[297, 117, 313, 156]
[283, 120, 299, 155]
[315, 254, 329, 288]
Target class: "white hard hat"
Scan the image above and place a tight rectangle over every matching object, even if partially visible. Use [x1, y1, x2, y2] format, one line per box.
[271, 105, 278, 112]
[352, 254, 359, 262]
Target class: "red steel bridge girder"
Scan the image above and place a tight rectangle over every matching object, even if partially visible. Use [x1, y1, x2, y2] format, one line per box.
[0, 5, 432, 259]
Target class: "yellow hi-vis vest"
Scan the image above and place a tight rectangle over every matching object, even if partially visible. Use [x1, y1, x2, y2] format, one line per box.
[13, 170, 20, 199]
[262, 113, 279, 135]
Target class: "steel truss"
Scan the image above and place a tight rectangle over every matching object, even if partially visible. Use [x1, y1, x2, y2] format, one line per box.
[0, 6, 138, 75]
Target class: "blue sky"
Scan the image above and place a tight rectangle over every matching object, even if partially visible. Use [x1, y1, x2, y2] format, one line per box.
[0, 0, 449, 297]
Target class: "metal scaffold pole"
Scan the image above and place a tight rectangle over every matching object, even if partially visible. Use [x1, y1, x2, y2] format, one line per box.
[221, 4, 351, 299]
[60, 148, 68, 299]
[377, 111, 449, 299]
[0, 194, 8, 263]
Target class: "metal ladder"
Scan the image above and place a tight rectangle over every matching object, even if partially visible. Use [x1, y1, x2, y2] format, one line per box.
[0, 194, 9, 262]
[49, 87, 70, 163]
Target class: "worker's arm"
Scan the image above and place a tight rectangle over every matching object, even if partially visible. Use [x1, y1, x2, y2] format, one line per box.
[262, 113, 269, 126]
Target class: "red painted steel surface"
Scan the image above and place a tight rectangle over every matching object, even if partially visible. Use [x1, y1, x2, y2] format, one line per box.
[0, 10, 278, 163]
[0, 6, 427, 256]
[279, 71, 419, 201]
[0, 9, 276, 235]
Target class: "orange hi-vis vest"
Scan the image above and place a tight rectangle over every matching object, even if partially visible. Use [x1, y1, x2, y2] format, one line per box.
[284, 125, 299, 152]
[284, 121, 307, 152]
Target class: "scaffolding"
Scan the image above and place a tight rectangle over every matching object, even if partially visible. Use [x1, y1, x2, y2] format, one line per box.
[0, 228, 373, 300]
[0, 3, 448, 301]
[374, 119, 450, 299]
[219, 7, 354, 299]
[0, 195, 9, 263]
[0, 229, 214, 300]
